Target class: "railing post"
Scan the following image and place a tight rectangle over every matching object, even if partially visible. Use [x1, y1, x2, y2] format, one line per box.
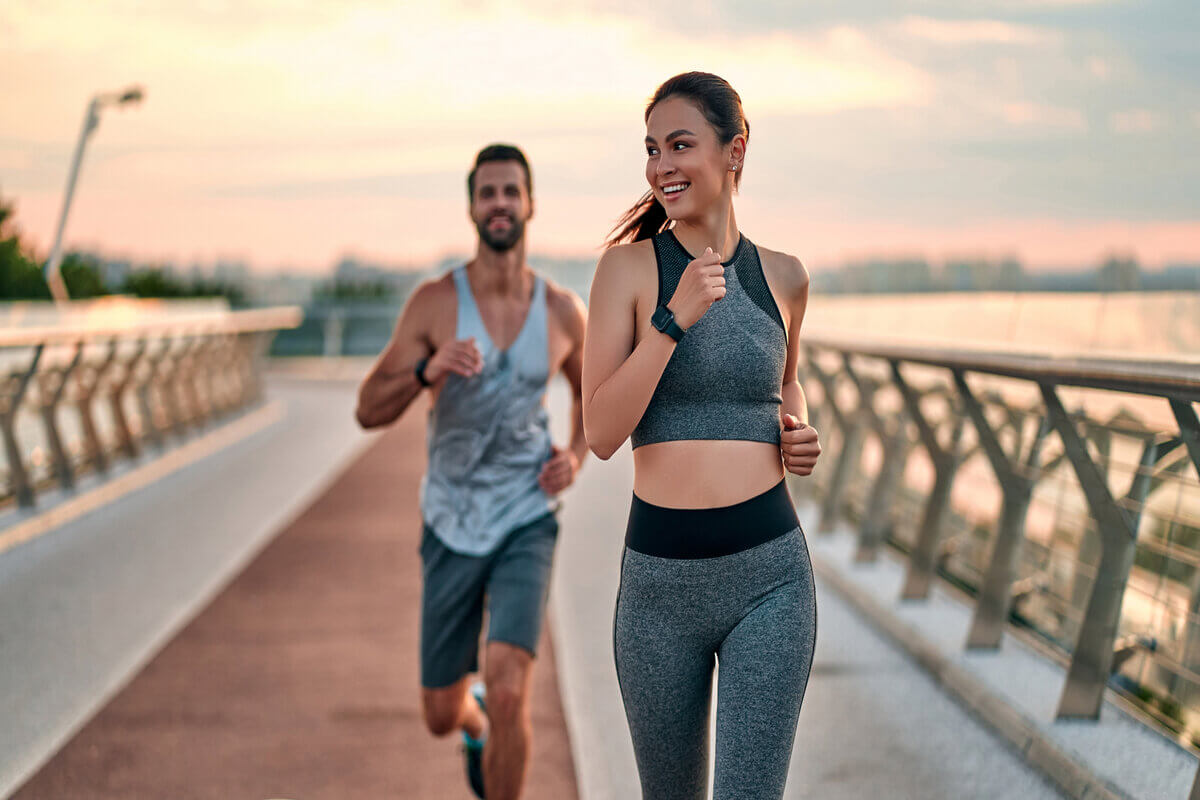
[136, 339, 172, 449]
[806, 353, 865, 534]
[323, 308, 344, 358]
[183, 336, 214, 426]
[843, 355, 910, 562]
[204, 334, 233, 415]
[955, 370, 1049, 648]
[36, 343, 84, 492]
[1041, 382, 1139, 719]
[109, 341, 145, 459]
[76, 341, 117, 474]
[0, 346, 44, 508]
[153, 337, 188, 437]
[892, 361, 966, 600]
[1171, 399, 1200, 478]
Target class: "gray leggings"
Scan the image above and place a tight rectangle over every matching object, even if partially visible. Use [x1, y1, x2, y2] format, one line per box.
[613, 489, 817, 800]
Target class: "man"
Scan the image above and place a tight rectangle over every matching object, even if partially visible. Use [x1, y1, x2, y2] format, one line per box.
[355, 144, 588, 799]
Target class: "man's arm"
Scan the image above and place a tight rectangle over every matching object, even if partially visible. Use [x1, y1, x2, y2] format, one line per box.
[355, 279, 481, 429]
[538, 285, 589, 494]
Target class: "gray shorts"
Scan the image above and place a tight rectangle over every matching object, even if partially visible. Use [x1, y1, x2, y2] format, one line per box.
[419, 512, 559, 689]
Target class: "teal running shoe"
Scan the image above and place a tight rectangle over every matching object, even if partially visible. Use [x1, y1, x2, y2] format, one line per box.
[463, 681, 487, 798]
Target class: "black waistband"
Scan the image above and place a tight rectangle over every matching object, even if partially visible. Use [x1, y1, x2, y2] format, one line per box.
[625, 479, 799, 559]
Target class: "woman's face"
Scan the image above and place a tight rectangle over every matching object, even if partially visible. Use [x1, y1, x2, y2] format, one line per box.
[644, 96, 735, 221]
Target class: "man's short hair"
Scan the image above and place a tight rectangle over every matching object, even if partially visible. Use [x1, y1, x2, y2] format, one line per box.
[467, 144, 533, 199]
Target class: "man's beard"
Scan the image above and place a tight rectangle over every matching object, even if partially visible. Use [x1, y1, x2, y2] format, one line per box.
[476, 212, 525, 253]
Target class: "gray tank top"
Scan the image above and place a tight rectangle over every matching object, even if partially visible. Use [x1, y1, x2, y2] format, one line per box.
[420, 266, 555, 555]
[631, 229, 787, 449]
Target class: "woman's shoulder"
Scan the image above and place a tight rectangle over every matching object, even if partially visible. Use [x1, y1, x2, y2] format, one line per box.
[753, 242, 810, 297]
[593, 239, 658, 289]
[598, 238, 656, 270]
[588, 239, 659, 307]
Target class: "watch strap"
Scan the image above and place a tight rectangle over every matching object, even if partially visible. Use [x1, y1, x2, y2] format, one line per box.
[654, 306, 685, 342]
[414, 356, 433, 387]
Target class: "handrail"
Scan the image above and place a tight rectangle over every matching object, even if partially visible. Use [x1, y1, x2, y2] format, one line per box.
[799, 330, 1200, 797]
[803, 329, 1200, 402]
[0, 305, 301, 511]
[0, 307, 303, 349]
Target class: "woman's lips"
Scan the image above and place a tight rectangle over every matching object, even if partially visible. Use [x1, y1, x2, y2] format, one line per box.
[661, 182, 690, 203]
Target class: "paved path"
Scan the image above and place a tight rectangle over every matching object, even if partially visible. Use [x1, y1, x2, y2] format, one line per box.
[0, 377, 373, 797]
[6, 381, 577, 799]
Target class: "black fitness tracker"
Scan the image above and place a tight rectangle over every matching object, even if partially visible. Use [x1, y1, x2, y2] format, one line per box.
[651, 305, 686, 342]
[414, 356, 433, 387]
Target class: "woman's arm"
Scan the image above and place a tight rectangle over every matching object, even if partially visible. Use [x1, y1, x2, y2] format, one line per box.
[581, 246, 676, 459]
[777, 255, 821, 476]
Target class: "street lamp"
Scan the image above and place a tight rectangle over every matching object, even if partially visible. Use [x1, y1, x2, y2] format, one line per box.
[44, 84, 145, 304]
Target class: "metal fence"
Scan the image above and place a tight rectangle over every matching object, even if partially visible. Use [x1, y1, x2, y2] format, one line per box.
[0, 305, 301, 508]
[796, 332, 1200, 764]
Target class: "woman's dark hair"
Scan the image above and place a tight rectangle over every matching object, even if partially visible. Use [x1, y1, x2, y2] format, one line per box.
[605, 72, 749, 247]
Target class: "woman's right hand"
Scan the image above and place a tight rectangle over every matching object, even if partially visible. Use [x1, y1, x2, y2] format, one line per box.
[424, 336, 484, 383]
[666, 247, 726, 329]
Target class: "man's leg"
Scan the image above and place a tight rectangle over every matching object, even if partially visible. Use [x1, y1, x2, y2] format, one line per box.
[418, 524, 489, 739]
[481, 513, 559, 800]
[421, 676, 487, 739]
[482, 641, 535, 799]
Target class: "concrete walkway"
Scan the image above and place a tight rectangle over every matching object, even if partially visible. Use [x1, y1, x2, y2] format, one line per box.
[4, 378, 577, 799]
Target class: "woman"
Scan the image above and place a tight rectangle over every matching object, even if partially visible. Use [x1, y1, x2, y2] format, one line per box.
[581, 72, 822, 800]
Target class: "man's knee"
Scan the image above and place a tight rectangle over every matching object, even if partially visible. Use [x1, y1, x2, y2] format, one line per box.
[484, 643, 533, 726]
[422, 684, 467, 737]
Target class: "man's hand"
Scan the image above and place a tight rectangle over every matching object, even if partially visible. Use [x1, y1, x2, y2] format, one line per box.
[538, 444, 580, 495]
[423, 337, 484, 383]
[781, 414, 821, 477]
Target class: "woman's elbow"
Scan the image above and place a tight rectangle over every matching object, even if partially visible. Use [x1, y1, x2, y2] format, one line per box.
[583, 418, 619, 460]
[355, 406, 377, 430]
[355, 401, 387, 430]
[588, 439, 617, 461]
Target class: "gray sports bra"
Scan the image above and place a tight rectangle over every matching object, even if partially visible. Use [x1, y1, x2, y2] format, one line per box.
[631, 229, 787, 449]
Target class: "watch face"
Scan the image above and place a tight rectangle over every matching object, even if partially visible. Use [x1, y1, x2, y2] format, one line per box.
[652, 306, 671, 330]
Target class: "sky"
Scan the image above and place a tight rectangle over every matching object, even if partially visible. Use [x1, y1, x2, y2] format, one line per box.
[1, 0, 1198, 273]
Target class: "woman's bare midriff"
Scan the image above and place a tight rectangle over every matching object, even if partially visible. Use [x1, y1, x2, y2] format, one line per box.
[632, 439, 785, 508]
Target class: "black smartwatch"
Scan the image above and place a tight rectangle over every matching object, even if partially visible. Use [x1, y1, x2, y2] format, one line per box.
[414, 356, 433, 387]
[651, 305, 686, 342]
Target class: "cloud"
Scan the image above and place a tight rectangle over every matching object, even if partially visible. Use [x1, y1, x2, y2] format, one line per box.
[898, 16, 1058, 46]
[1001, 102, 1087, 129]
[1109, 108, 1166, 133]
[2, 0, 1197, 269]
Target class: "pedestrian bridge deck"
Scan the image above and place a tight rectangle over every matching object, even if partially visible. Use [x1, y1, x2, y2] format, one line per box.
[0, 372, 1156, 799]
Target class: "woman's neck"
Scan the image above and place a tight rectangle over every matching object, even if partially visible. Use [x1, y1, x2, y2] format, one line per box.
[672, 204, 739, 261]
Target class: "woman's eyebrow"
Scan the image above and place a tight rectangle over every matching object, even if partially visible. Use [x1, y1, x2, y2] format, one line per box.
[644, 129, 696, 145]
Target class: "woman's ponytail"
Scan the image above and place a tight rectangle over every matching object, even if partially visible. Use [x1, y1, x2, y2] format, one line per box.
[606, 190, 669, 247]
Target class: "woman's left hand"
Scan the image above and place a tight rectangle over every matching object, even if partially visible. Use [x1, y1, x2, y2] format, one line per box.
[781, 414, 821, 477]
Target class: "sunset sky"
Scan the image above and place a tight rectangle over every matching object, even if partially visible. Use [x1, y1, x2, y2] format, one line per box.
[2, 0, 1198, 273]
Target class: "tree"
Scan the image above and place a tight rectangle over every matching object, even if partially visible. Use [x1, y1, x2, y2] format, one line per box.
[1097, 253, 1141, 291]
[0, 196, 107, 299]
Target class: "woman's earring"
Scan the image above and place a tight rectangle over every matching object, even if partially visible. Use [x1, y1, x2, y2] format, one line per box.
[729, 164, 738, 172]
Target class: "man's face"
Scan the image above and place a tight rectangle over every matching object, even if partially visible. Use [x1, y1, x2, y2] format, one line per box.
[470, 161, 533, 253]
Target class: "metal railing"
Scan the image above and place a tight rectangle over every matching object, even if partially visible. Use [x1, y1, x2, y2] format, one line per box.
[796, 331, 1200, 791]
[0, 305, 301, 508]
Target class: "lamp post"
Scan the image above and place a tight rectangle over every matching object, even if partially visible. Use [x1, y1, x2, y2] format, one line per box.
[44, 85, 145, 304]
